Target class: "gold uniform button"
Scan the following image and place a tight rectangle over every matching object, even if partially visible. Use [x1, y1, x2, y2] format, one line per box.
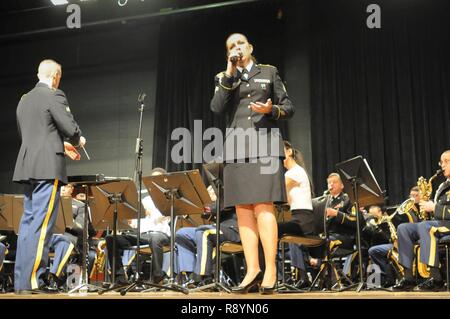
[247, 94, 251, 97]
[248, 105, 251, 109]
[246, 84, 250, 87]
[247, 116, 251, 120]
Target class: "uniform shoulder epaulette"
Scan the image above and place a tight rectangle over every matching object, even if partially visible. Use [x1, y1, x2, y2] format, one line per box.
[20, 94, 27, 100]
[258, 64, 276, 69]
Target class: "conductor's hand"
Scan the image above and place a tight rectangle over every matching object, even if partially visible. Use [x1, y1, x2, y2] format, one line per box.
[77, 136, 86, 148]
[64, 142, 81, 160]
[250, 98, 273, 114]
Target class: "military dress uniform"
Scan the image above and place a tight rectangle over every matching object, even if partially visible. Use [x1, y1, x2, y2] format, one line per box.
[13, 82, 81, 292]
[49, 198, 96, 282]
[398, 179, 450, 270]
[210, 61, 294, 208]
[175, 209, 240, 279]
[368, 204, 420, 286]
[0, 242, 6, 272]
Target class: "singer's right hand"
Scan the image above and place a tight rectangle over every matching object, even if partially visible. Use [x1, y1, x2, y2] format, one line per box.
[226, 49, 241, 76]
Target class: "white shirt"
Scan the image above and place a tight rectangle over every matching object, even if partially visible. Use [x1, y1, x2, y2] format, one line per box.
[285, 164, 313, 211]
[129, 191, 170, 237]
[237, 60, 254, 79]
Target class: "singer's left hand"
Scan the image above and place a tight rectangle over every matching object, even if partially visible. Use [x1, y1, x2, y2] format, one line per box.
[64, 142, 81, 160]
[250, 98, 273, 114]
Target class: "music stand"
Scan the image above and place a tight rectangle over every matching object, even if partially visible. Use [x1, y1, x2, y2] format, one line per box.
[87, 179, 145, 294]
[335, 156, 384, 292]
[133, 169, 211, 295]
[7, 194, 73, 235]
[188, 163, 231, 293]
[0, 195, 15, 231]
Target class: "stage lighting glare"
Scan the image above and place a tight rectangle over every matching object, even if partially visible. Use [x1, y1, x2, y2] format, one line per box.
[50, 0, 69, 5]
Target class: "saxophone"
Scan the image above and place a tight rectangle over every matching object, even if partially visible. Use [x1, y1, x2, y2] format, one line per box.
[416, 169, 443, 278]
[417, 169, 443, 220]
[377, 213, 404, 276]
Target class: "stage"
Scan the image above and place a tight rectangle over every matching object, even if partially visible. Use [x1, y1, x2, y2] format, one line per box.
[0, 291, 449, 299]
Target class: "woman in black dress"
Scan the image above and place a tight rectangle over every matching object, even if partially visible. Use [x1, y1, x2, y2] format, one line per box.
[211, 33, 294, 294]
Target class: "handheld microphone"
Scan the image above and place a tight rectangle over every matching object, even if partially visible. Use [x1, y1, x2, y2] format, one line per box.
[230, 52, 243, 64]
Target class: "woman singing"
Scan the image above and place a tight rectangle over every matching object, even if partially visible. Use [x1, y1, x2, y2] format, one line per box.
[210, 33, 294, 294]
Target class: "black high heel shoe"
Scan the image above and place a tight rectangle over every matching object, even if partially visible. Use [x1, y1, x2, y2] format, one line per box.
[231, 271, 263, 294]
[259, 282, 277, 295]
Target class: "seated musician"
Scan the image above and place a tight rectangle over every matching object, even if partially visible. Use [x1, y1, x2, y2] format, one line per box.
[175, 185, 240, 288]
[394, 150, 450, 291]
[47, 183, 97, 291]
[367, 187, 420, 288]
[0, 240, 6, 274]
[306, 173, 364, 283]
[276, 141, 315, 289]
[105, 167, 170, 285]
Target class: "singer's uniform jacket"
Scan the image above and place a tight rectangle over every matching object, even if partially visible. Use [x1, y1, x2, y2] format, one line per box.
[398, 179, 450, 268]
[175, 209, 240, 276]
[13, 82, 81, 291]
[210, 63, 294, 207]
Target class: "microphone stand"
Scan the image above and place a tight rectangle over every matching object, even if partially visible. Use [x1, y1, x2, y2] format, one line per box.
[117, 93, 146, 294]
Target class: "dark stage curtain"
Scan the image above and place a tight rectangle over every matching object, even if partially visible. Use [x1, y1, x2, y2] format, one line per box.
[310, 0, 450, 204]
[152, 2, 286, 173]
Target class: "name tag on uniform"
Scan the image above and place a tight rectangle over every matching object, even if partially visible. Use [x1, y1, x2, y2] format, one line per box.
[254, 79, 271, 84]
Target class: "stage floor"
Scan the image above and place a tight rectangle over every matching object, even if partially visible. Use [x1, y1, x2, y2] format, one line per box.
[0, 291, 449, 299]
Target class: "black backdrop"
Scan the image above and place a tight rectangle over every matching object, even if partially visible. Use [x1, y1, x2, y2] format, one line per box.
[309, 0, 450, 204]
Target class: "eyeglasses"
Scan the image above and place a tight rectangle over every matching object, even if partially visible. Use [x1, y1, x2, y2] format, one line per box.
[439, 159, 450, 167]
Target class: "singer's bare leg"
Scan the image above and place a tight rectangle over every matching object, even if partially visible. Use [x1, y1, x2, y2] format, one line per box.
[235, 204, 261, 287]
[255, 202, 278, 288]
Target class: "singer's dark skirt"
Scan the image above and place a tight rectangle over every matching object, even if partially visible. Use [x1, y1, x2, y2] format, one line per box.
[223, 157, 287, 208]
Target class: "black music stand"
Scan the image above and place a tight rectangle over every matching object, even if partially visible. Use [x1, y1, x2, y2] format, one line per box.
[335, 156, 384, 292]
[189, 163, 231, 293]
[135, 170, 211, 295]
[86, 179, 145, 294]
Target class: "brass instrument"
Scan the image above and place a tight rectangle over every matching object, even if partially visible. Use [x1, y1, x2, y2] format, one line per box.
[417, 169, 443, 220]
[415, 169, 442, 277]
[375, 199, 416, 277]
[90, 239, 106, 279]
